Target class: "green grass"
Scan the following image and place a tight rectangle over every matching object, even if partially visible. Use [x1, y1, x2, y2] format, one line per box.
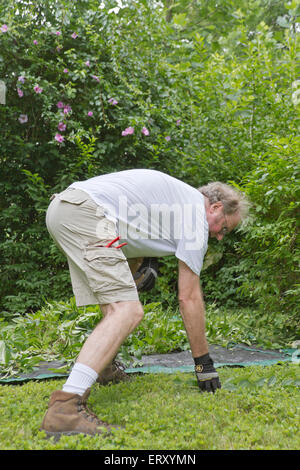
[0, 364, 299, 450]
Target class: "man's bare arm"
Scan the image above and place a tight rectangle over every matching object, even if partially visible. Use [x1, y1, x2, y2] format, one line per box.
[178, 259, 221, 393]
[177, 259, 209, 357]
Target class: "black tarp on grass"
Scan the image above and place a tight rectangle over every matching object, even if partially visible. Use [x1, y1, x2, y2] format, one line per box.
[1, 344, 298, 384]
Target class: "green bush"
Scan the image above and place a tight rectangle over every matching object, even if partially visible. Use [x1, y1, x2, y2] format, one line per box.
[237, 136, 300, 329]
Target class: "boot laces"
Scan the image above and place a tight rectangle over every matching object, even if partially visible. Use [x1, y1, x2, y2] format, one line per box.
[77, 399, 101, 423]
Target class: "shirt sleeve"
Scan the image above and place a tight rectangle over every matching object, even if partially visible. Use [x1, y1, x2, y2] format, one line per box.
[175, 239, 208, 275]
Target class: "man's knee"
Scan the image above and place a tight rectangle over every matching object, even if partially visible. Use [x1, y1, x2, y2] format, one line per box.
[101, 300, 144, 326]
[121, 300, 144, 329]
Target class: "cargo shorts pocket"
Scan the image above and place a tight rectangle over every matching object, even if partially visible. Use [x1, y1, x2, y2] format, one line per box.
[83, 246, 136, 293]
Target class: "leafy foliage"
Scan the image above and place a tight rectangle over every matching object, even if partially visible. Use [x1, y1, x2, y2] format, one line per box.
[0, 299, 297, 378]
[0, 0, 299, 334]
[236, 136, 300, 329]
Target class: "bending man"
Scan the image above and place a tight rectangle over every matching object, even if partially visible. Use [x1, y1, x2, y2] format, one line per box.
[41, 169, 249, 438]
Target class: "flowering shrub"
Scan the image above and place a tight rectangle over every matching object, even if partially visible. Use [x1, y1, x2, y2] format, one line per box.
[0, 0, 189, 313]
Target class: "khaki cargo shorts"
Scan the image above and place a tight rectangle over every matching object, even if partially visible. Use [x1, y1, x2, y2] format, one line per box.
[46, 188, 139, 306]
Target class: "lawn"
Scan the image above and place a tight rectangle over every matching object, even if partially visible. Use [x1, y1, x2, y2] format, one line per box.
[0, 364, 299, 450]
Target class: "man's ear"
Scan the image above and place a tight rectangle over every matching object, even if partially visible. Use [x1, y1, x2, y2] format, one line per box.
[210, 201, 223, 212]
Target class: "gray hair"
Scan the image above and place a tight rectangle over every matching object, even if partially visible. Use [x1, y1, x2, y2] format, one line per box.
[198, 182, 250, 220]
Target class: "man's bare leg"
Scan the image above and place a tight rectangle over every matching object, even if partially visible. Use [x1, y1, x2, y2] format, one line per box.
[40, 300, 143, 436]
[76, 300, 144, 375]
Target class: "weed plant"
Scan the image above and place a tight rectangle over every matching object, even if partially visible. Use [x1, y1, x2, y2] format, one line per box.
[0, 299, 298, 378]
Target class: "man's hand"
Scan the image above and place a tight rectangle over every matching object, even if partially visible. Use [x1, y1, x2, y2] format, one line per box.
[194, 353, 221, 393]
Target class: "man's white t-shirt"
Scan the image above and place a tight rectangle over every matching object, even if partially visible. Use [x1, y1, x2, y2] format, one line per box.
[69, 169, 208, 275]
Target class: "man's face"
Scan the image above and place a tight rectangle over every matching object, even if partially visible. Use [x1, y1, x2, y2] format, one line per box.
[206, 202, 241, 241]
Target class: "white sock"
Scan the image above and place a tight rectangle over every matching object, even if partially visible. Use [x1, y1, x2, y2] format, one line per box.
[62, 362, 98, 396]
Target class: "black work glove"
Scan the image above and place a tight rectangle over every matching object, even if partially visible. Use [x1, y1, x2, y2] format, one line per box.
[194, 353, 221, 393]
[133, 258, 158, 292]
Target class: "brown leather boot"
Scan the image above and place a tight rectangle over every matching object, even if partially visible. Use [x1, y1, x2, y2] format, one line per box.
[97, 360, 131, 386]
[40, 388, 114, 438]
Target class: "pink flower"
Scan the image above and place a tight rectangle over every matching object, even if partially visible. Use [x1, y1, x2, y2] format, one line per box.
[55, 31, 61, 36]
[122, 126, 134, 136]
[1, 25, 8, 33]
[55, 133, 64, 143]
[63, 68, 69, 73]
[165, 136, 171, 141]
[85, 60, 90, 67]
[63, 105, 72, 114]
[17, 88, 23, 98]
[176, 119, 181, 126]
[58, 122, 66, 131]
[34, 85, 43, 94]
[18, 76, 25, 84]
[87, 111, 93, 117]
[18, 114, 28, 124]
[91, 74, 100, 82]
[33, 39, 38, 45]
[108, 98, 118, 105]
[71, 32, 78, 39]
[142, 126, 150, 136]
[57, 101, 64, 109]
